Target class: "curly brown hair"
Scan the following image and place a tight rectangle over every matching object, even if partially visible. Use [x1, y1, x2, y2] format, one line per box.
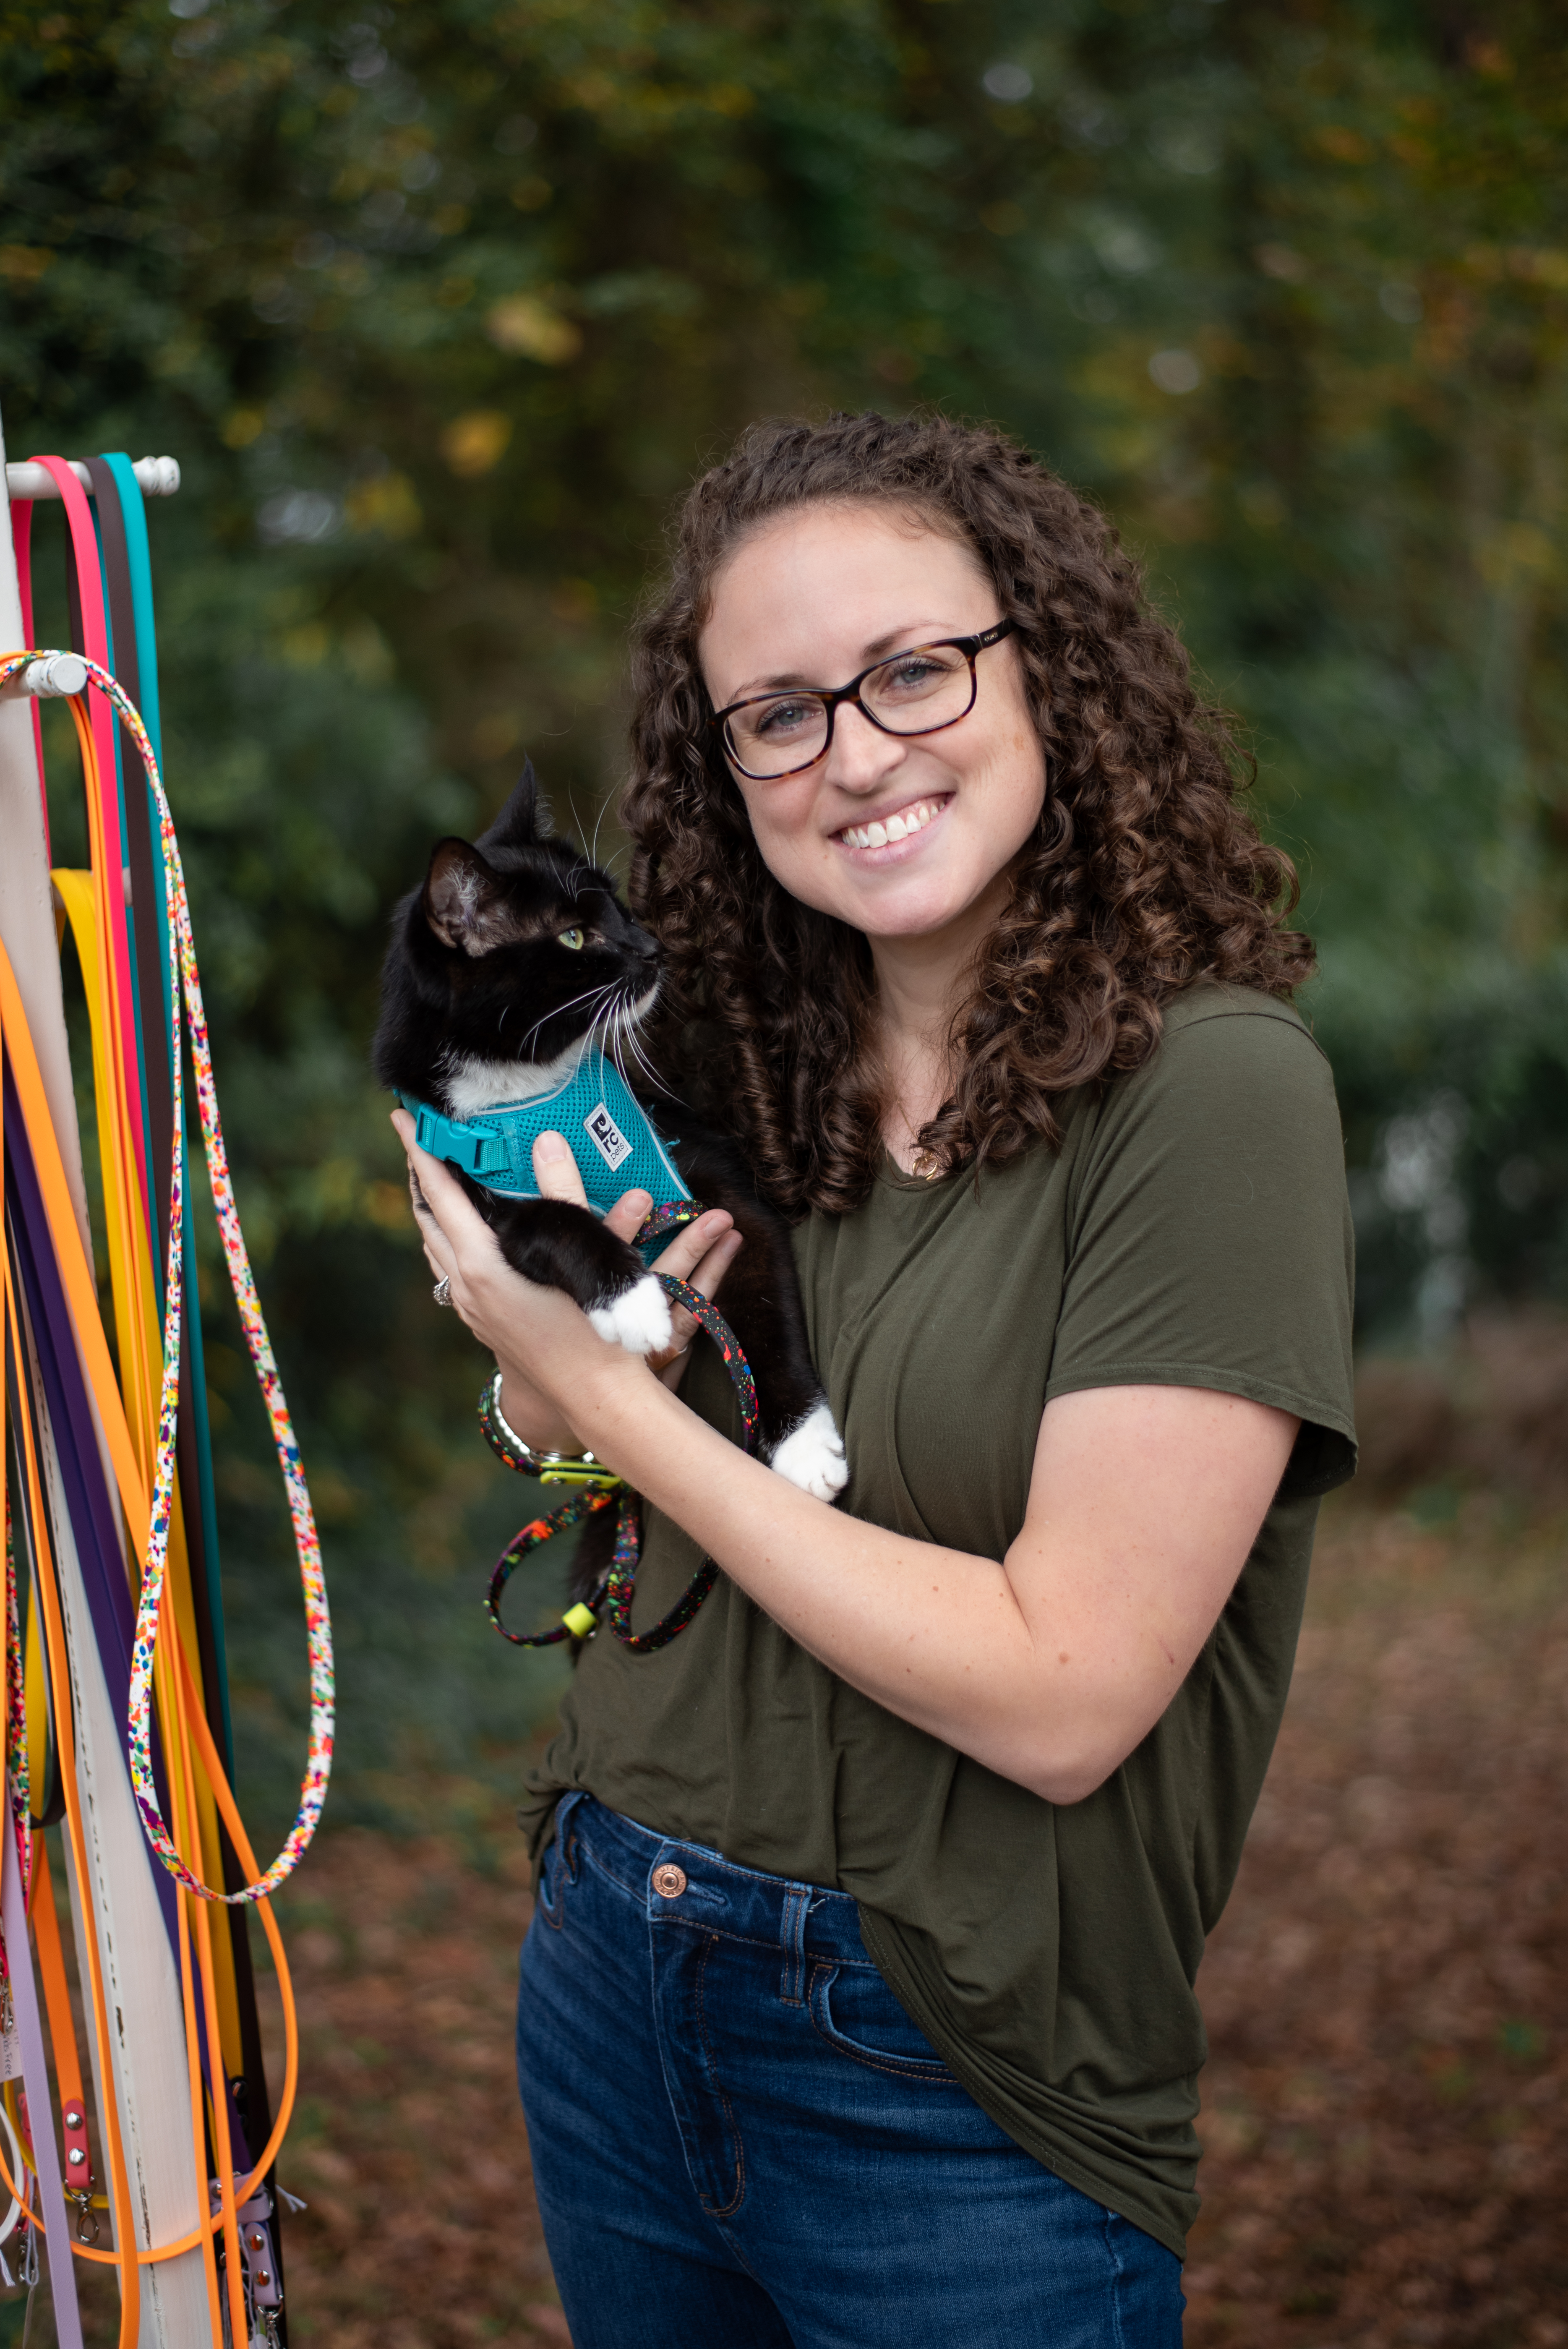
[621, 410, 1313, 1219]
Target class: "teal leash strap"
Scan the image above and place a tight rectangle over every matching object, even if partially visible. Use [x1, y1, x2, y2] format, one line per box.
[105, 454, 234, 1767]
[101, 454, 164, 769]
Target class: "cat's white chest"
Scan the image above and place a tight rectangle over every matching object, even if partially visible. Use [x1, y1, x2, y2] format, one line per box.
[441, 1041, 584, 1118]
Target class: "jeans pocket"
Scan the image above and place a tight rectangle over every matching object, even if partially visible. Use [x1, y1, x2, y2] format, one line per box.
[808, 1962, 954, 2081]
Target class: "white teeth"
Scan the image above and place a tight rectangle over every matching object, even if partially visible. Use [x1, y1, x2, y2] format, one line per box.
[840, 798, 941, 851]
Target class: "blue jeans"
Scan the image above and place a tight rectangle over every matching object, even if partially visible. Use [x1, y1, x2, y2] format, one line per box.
[516, 1793, 1184, 2347]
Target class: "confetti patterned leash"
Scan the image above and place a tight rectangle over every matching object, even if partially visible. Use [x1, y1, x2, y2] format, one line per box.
[2, 1502, 27, 1903]
[0, 651, 333, 1903]
[484, 1227, 757, 1655]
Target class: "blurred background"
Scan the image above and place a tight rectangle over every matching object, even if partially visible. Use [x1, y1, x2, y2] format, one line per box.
[5, 0, 1564, 1807]
[3, 4, 1565, 2339]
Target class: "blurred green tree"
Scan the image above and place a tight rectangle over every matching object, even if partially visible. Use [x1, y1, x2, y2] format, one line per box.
[2, 0, 1564, 1810]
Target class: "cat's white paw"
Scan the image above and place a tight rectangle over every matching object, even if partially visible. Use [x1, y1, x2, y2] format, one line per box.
[588, 1275, 674, 1357]
[769, 1401, 848, 1501]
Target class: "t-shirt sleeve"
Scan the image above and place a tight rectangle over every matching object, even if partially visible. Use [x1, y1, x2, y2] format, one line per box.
[1045, 998, 1357, 1497]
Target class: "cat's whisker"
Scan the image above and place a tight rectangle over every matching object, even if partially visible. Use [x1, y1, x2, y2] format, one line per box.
[621, 1019, 673, 1101]
[517, 983, 616, 1055]
[606, 985, 676, 1102]
[603, 1003, 629, 1084]
[582, 994, 618, 1071]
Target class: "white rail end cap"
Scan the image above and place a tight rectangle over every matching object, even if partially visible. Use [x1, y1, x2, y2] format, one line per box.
[20, 652, 89, 698]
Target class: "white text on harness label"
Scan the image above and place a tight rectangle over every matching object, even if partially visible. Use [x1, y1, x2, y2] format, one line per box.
[584, 1103, 634, 1173]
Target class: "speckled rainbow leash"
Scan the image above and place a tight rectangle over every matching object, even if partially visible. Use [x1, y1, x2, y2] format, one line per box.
[0, 650, 333, 1903]
[2, 1502, 27, 1898]
[484, 1238, 757, 1655]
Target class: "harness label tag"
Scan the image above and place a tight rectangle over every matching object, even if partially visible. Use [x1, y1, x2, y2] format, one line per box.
[584, 1101, 633, 1173]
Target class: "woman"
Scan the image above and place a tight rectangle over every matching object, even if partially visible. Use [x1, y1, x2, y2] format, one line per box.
[395, 412, 1355, 2347]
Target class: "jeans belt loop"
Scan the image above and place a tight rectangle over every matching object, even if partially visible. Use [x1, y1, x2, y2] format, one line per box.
[779, 1882, 810, 2006]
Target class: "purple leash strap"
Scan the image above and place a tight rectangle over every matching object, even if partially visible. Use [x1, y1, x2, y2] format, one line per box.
[2, 1773, 83, 2348]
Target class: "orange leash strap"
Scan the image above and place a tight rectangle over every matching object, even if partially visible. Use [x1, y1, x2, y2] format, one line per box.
[27, 1848, 93, 2216]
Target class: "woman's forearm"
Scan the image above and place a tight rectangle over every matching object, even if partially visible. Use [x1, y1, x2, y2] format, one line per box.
[569, 1357, 1117, 1802]
[498, 1375, 586, 1456]
[498, 1352, 695, 1457]
[562, 1355, 1293, 1804]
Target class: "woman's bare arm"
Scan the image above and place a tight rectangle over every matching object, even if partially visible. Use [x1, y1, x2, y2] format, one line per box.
[396, 1113, 1297, 1805]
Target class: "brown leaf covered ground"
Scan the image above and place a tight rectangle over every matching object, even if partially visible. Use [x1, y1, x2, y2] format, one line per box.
[253, 1473, 1566, 2349]
[1183, 1500, 1568, 2348]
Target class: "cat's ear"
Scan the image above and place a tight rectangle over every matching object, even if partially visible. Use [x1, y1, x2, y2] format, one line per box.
[475, 757, 550, 853]
[421, 839, 522, 957]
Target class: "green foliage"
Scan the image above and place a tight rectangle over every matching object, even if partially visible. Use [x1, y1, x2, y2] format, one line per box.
[3, 0, 1566, 1804]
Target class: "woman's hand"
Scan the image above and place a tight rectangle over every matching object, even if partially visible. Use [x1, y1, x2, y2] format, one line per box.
[390, 1109, 742, 1452]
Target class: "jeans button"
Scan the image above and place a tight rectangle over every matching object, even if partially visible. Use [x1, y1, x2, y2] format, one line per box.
[652, 1863, 687, 1899]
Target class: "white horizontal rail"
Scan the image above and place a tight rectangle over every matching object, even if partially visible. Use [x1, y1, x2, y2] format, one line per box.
[4, 455, 180, 500]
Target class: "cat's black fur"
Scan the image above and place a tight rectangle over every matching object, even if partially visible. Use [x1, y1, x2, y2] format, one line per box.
[374, 763, 846, 1615]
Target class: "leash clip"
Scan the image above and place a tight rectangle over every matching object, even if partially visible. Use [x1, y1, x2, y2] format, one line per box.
[538, 1462, 624, 1492]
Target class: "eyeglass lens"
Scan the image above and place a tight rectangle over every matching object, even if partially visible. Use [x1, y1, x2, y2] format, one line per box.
[725, 643, 977, 778]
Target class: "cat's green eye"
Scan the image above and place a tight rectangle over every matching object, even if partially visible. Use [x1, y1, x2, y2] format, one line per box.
[558, 926, 586, 951]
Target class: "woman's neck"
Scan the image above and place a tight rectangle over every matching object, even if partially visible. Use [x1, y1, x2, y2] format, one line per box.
[868, 885, 1002, 1174]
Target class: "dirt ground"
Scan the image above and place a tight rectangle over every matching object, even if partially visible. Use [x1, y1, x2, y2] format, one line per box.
[253, 1481, 1566, 2348]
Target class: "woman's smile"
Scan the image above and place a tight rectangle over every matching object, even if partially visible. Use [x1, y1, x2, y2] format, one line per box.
[832, 790, 952, 858]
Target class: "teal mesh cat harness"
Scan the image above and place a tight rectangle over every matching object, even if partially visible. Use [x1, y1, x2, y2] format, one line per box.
[399, 1051, 691, 1232]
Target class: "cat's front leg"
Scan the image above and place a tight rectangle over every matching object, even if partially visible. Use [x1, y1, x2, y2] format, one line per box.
[488, 1197, 674, 1357]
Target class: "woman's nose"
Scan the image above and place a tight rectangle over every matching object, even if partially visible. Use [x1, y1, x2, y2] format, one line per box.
[825, 700, 906, 793]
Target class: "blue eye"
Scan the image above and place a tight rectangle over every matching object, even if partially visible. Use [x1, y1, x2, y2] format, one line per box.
[754, 698, 819, 739]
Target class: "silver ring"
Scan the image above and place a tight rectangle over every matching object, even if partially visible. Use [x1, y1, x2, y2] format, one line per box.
[432, 1275, 453, 1308]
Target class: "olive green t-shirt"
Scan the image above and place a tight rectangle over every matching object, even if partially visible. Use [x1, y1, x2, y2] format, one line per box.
[519, 985, 1356, 2258]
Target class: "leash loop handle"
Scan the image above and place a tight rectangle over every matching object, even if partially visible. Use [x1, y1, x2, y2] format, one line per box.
[0, 650, 334, 1903]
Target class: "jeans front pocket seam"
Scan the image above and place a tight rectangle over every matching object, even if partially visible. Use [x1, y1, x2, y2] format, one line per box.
[535, 1793, 592, 1932]
[692, 1932, 748, 2220]
[536, 1852, 564, 1931]
[807, 1962, 956, 2084]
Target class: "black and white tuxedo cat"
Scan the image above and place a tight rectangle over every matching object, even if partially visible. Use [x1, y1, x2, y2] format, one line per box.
[373, 763, 848, 1504]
